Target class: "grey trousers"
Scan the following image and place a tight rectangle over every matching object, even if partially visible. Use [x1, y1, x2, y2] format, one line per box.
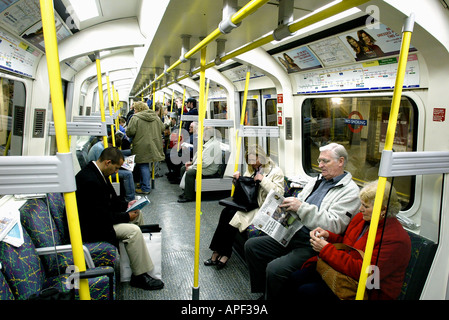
[244, 230, 316, 299]
[113, 213, 154, 276]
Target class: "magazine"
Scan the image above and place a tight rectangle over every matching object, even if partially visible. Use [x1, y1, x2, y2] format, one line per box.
[126, 196, 150, 213]
[0, 210, 18, 242]
[121, 155, 136, 171]
[252, 190, 304, 247]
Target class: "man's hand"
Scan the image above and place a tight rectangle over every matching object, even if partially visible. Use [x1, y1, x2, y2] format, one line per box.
[279, 197, 302, 212]
[128, 210, 139, 221]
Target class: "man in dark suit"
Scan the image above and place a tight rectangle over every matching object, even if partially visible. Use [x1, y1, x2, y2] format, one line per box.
[75, 147, 163, 290]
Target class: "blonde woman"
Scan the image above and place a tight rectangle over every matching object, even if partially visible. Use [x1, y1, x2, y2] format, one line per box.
[205, 145, 284, 269]
[292, 180, 411, 300]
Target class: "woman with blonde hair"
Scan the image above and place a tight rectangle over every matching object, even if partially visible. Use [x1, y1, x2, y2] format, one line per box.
[290, 180, 411, 300]
[205, 145, 284, 269]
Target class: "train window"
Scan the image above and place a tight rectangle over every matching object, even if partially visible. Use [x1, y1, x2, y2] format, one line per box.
[302, 96, 417, 210]
[210, 100, 227, 119]
[0, 77, 26, 156]
[265, 98, 279, 164]
[209, 100, 228, 143]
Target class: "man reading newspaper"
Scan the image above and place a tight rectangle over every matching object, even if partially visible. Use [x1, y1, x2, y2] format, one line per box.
[245, 143, 360, 300]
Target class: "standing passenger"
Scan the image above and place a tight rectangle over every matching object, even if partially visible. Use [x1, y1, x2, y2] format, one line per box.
[126, 101, 164, 195]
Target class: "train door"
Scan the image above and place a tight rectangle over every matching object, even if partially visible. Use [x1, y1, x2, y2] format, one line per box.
[0, 77, 27, 156]
[240, 88, 278, 163]
[240, 89, 261, 158]
[261, 89, 278, 164]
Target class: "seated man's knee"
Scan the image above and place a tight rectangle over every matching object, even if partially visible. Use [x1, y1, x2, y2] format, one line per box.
[125, 224, 142, 241]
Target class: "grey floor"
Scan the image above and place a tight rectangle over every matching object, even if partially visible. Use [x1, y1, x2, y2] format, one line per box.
[115, 163, 260, 300]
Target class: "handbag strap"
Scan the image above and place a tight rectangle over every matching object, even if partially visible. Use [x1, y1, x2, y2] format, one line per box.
[333, 243, 365, 258]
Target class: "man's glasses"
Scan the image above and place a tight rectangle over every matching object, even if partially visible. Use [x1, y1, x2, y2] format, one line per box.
[317, 158, 332, 165]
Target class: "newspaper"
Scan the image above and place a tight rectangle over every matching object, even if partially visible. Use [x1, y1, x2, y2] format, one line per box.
[0, 210, 19, 242]
[121, 155, 136, 171]
[252, 190, 304, 247]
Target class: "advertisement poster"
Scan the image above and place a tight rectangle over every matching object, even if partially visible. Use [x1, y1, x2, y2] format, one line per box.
[274, 46, 322, 74]
[339, 23, 416, 62]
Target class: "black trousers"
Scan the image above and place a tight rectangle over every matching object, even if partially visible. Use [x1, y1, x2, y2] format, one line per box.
[209, 206, 239, 258]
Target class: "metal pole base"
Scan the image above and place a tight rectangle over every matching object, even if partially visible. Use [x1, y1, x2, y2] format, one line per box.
[192, 286, 200, 300]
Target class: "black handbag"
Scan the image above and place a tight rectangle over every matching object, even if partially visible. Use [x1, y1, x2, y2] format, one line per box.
[219, 175, 260, 212]
[232, 176, 259, 210]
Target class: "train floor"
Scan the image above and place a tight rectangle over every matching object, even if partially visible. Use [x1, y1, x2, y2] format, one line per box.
[115, 162, 260, 300]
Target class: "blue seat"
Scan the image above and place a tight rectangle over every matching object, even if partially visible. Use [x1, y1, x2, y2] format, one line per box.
[19, 193, 118, 275]
[9, 193, 117, 300]
[0, 227, 113, 300]
[398, 231, 437, 300]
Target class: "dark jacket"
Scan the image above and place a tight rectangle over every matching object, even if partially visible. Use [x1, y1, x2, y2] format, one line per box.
[75, 161, 130, 247]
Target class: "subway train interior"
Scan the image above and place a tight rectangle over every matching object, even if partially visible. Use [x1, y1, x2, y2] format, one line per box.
[0, 0, 449, 306]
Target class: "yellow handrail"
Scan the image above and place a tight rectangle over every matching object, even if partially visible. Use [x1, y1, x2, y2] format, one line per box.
[95, 56, 107, 148]
[193, 45, 207, 300]
[141, 0, 269, 93]
[144, 0, 371, 95]
[39, 0, 90, 300]
[231, 68, 251, 197]
[106, 75, 119, 182]
[355, 14, 414, 300]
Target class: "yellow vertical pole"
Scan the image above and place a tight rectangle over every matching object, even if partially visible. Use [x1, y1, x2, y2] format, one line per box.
[170, 89, 175, 113]
[106, 75, 119, 182]
[356, 14, 414, 300]
[231, 68, 251, 197]
[177, 89, 186, 152]
[152, 85, 156, 188]
[39, 0, 90, 300]
[203, 79, 210, 120]
[192, 45, 207, 300]
[95, 54, 107, 148]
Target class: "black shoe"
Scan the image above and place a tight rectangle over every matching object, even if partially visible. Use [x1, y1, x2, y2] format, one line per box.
[216, 257, 228, 270]
[130, 273, 164, 290]
[204, 258, 218, 266]
[177, 196, 193, 203]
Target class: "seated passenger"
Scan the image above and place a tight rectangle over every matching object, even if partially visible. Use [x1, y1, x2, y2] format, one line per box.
[244, 143, 361, 300]
[205, 145, 284, 269]
[87, 133, 136, 202]
[290, 180, 411, 300]
[177, 127, 221, 203]
[75, 147, 164, 290]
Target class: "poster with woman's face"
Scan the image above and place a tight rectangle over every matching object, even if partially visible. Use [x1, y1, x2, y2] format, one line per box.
[274, 46, 322, 74]
[340, 23, 416, 61]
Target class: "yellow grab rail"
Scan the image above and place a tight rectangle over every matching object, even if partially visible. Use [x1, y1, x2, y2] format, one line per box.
[356, 14, 414, 300]
[95, 56, 107, 148]
[39, 0, 90, 300]
[231, 68, 251, 197]
[141, 0, 269, 93]
[146, 0, 371, 95]
[106, 75, 119, 182]
[192, 45, 207, 300]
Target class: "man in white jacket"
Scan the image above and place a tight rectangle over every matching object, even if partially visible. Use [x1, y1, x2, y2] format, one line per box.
[244, 143, 361, 300]
[178, 127, 222, 202]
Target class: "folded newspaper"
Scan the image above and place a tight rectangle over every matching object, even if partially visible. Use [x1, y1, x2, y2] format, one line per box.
[252, 189, 303, 247]
[121, 155, 136, 171]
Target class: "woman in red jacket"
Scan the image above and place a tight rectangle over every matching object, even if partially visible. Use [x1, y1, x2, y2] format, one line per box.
[289, 180, 411, 300]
